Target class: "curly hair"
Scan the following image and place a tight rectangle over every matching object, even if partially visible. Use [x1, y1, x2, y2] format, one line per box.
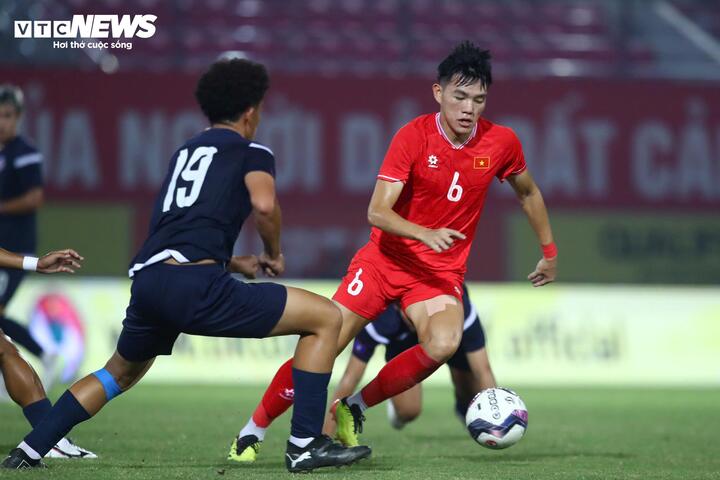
[194, 59, 270, 124]
[437, 41, 492, 88]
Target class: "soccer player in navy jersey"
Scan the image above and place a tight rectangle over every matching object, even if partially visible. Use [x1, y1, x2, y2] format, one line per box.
[0, 85, 59, 389]
[1, 59, 370, 473]
[0, 246, 96, 458]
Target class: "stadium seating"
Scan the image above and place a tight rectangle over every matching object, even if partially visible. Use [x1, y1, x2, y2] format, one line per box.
[2, 0, 670, 75]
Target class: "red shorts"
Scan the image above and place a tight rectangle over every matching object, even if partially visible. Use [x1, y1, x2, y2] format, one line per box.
[332, 241, 465, 320]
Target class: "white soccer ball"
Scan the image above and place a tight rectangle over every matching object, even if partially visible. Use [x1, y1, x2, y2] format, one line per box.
[465, 387, 528, 449]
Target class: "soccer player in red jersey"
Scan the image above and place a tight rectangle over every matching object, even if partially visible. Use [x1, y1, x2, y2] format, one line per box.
[229, 41, 556, 459]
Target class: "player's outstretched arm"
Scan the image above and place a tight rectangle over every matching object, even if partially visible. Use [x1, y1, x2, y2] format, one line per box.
[245, 171, 284, 277]
[36, 249, 84, 274]
[0, 247, 25, 269]
[333, 355, 369, 401]
[368, 180, 466, 253]
[0, 247, 83, 273]
[464, 348, 497, 391]
[507, 170, 557, 287]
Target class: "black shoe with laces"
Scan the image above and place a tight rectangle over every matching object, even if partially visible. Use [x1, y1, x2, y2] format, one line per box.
[285, 435, 371, 473]
[1, 448, 47, 469]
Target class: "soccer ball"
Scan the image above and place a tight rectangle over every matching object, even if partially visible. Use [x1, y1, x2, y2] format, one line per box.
[465, 387, 528, 449]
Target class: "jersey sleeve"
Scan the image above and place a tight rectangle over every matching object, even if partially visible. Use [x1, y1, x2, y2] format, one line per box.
[13, 151, 43, 192]
[377, 123, 420, 183]
[495, 129, 527, 182]
[243, 142, 276, 178]
[351, 329, 379, 363]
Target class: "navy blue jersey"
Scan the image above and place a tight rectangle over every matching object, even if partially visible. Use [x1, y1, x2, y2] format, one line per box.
[0, 136, 43, 253]
[129, 128, 274, 277]
[352, 284, 485, 363]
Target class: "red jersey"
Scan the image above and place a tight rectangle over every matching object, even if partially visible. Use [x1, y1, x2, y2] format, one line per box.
[371, 113, 526, 274]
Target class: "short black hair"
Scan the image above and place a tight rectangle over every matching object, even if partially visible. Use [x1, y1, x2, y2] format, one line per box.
[195, 59, 269, 124]
[0, 84, 24, 113]
[437, 41, 492, 88]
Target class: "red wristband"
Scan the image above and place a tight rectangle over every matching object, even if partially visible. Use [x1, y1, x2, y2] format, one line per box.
[541, 242, 557, 259]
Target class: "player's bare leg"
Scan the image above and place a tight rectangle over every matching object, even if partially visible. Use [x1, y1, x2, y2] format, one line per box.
[406, 295, 464, 363]
[387, 384, 422, 430]
[265, 287, 343, 372]
[336, 295, 463, 446]
[334, 303, 373, 355]
[1, 350, 153, 468]
[0, 332, 45, 407]
[69, 351, 155, 415]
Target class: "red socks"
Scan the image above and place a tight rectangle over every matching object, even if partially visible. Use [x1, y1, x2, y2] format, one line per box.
[360, 344, 441, 408]
[253, 346, 441, 424]
[252, 358, 295, 428]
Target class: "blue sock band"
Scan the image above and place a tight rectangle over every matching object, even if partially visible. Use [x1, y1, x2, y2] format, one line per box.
[93, 368, 122, 401]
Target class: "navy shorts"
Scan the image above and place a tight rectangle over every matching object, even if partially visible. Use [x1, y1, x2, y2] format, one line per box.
[0, 268, 26, 306]
[385, 316, 487, 372]
[117, 263, 288, 362]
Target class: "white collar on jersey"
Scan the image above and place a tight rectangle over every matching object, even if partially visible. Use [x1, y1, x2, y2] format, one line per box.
[435, 112, 478, 150]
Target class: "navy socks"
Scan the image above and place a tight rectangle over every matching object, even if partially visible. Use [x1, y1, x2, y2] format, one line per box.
[290, 368, 331, 439]
[23, 390, 91, 457]
[22, 398, 52, 427]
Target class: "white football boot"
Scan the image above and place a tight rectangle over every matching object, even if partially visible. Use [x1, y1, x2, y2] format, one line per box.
[45, 438, 98, 459]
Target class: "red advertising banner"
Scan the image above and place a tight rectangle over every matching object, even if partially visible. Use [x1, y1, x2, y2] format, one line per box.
[4, 70, 720, 279]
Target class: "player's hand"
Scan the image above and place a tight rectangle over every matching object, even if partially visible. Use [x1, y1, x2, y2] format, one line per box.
[258, 252, 285, 277]
[418, 228, 466, 253]
[528, 256, 556, 287]
[37, 249, 84, 274]
[228, 255, 260, 279]
[322, 410, 337, 437]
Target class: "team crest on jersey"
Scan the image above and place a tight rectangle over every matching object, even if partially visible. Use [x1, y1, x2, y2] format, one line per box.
[428, 154, 439, 168]
[474, 156, 490, 169]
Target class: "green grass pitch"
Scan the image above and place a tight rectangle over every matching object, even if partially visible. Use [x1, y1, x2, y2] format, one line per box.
[1, 385, 718, 479]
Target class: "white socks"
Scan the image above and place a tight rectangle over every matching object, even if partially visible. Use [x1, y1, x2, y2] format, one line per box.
[346, 392, 368, 412]
[288, 436, 313, 448]
[239, 418, 266, 442]
[18, 441, 41, 460]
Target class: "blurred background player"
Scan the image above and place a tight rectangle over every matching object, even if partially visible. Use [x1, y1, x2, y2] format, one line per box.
[0, 84, 59, 390]
[231, 283, 493, 462]
[1, 59, 370, 473]
[0, 246, 95, 459]
[326, 283, 495, 433]
[232, 40, 555, 454]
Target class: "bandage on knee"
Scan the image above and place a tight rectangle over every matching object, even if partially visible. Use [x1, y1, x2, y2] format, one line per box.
[424, 295, 458, 317]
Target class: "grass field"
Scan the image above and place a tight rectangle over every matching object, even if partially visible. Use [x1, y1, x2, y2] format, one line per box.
[1, 385, 719, 479]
